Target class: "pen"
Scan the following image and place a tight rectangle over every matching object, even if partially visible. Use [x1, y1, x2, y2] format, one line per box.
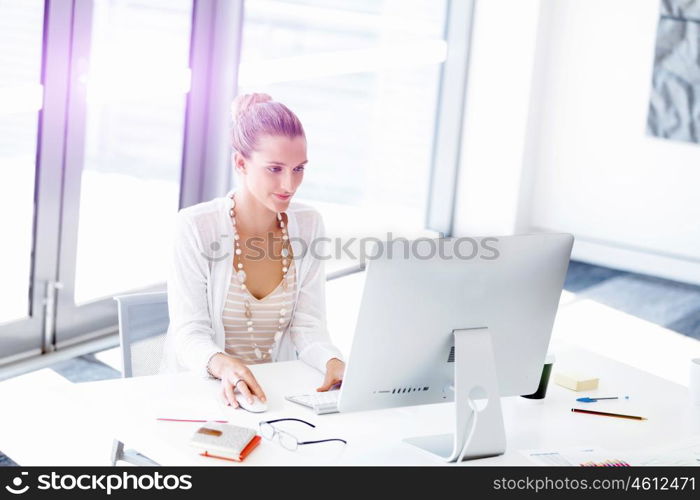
[157, 418, 229, 423]
[576, 396, 629, 403]
[571, 408, 647, 420]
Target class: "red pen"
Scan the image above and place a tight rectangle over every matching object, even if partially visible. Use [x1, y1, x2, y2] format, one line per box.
[157, 418, 229, 423]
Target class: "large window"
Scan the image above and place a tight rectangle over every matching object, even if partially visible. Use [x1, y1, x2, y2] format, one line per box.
[73, 0, 192, 305]
[238, 0, 447, 269]
[0, 0, 44, 324]
[1, 0, 200, 363]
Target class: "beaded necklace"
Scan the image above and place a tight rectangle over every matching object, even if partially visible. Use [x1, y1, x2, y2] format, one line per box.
[229, 194, 291, 359]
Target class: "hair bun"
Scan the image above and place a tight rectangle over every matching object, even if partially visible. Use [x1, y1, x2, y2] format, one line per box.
[231, 93, 272, 120]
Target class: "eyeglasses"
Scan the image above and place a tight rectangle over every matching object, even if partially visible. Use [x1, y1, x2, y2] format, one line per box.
[258, 418, 347, 451]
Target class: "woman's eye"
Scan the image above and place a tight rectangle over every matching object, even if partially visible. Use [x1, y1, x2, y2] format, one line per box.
[267, 167, 282, 173]
[294, 166, 305, 172]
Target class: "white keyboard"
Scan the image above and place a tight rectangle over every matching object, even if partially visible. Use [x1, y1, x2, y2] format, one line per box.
[285, 391, 340, 414]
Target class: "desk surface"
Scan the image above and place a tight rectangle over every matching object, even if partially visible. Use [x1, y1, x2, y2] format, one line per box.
[2, 339, 699, 466]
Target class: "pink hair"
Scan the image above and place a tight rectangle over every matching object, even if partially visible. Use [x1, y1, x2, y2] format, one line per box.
[230, 93, 305, 158]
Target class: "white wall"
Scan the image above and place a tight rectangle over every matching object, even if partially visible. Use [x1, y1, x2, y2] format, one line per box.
[455, 0, 700, 285]
[453, 0, 541, 237]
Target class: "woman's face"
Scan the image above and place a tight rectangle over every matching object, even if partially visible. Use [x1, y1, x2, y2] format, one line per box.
[235, 134, 307, 213]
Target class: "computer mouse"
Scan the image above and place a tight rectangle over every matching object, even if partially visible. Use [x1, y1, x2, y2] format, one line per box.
[235, 393, 268, 413]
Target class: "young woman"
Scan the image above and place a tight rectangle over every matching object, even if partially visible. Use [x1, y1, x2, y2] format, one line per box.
[160, 93, 346, 408]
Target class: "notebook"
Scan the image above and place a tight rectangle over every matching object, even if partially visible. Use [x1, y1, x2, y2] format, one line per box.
[190, 421, 261, 462]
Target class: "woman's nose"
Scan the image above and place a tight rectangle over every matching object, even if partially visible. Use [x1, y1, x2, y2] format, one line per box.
[280, 171, 294, 192]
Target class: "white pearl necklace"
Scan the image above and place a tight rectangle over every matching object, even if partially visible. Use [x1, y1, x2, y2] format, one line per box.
[229, 194, 291, 360]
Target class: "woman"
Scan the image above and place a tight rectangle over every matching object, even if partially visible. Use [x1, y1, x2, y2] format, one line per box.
[160, 93, 346, 408]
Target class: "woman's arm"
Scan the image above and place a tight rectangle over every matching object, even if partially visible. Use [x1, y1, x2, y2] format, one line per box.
[167, 211, 224, 378]
[289, 212, 345, 374]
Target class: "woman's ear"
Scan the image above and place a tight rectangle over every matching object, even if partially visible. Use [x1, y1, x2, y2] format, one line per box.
[233, 152, 247, 175]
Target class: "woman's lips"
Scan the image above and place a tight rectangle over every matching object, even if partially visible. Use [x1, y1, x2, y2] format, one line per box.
[274, 193, 291, 200]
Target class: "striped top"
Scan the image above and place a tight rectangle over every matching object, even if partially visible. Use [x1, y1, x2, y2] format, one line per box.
[223, 259, 297, 364]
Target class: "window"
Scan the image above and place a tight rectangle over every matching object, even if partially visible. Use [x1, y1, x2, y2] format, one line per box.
[238, 0, 447, 269]
[73, 0, 193, 304]
[0, 0, 44, 324]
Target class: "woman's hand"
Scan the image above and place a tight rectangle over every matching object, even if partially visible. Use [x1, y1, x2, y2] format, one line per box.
[317, 358, 345, 392]
[208, 353, 267, 408]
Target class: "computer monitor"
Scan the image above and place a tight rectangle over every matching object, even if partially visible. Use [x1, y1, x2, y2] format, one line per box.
[335, 232, 574, 462]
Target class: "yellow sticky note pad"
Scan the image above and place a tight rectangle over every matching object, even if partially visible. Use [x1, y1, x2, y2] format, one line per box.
[553, 371, 599, 391]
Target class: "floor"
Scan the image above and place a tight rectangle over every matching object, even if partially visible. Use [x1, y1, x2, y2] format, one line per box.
[1, 260, 699, 466]
[563, 262, 700, 339]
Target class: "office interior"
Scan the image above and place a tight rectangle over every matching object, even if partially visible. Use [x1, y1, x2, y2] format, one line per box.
[1, 0, 699, 466]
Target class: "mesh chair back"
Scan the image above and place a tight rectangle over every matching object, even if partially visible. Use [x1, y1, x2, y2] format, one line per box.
[114, 292, 169, 378]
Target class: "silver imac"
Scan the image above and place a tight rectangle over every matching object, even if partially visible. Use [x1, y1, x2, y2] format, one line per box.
[335, 232, 574, 462]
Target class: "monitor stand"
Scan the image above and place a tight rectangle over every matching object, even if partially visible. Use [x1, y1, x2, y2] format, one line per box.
[403, 327, 507, 462]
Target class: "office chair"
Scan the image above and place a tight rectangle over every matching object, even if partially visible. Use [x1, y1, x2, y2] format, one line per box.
[110, 291, 169, 466]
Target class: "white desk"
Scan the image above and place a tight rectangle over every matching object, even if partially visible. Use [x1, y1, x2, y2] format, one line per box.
[2, 339, 698, 466]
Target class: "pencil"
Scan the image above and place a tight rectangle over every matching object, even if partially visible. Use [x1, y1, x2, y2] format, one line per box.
[571, 408, 647, 420]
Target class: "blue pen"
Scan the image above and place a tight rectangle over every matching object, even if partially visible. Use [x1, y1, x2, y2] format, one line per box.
[576, 396, 629, 403]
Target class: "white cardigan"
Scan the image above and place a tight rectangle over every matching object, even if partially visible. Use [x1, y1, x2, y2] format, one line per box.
[159, 188, 345, 378]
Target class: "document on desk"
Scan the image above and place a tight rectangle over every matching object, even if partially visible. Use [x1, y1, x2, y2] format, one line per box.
[522, 438, 700, 466]
[520, 447, 624, 466]
[625, 437, 700, 466]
